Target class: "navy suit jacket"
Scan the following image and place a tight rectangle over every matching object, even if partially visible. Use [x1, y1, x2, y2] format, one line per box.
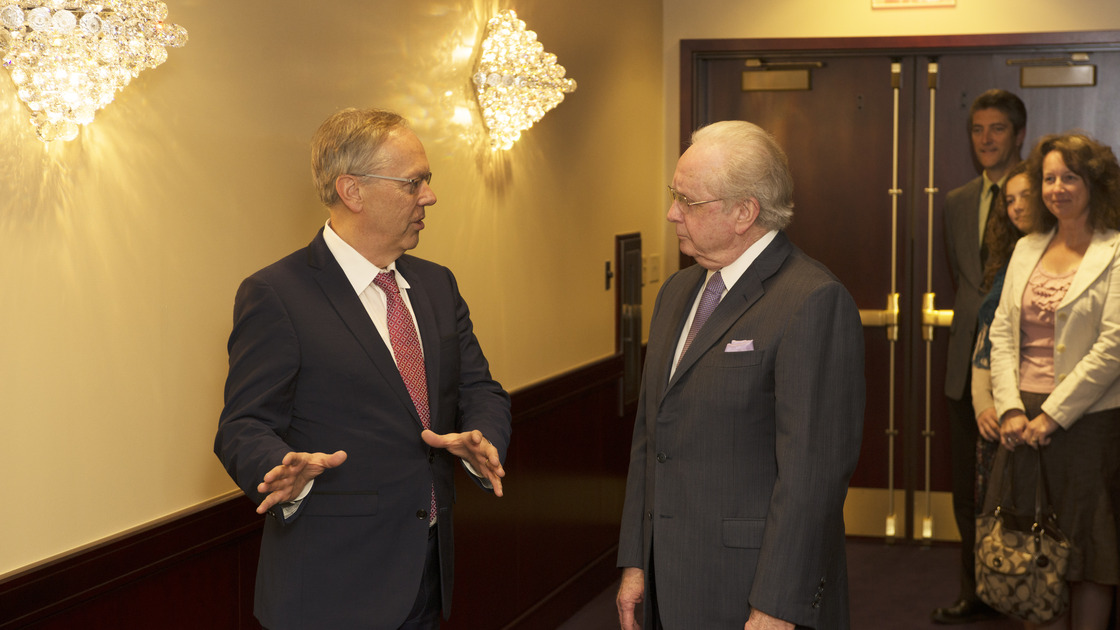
[618, 232, 865, 629]
[214, 229, 511, 630]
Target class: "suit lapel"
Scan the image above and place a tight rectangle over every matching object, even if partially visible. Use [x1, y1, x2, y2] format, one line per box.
[308, 232, 424, 428]
[959, 178, 985, 289]
[1065, 229, 1120, 306]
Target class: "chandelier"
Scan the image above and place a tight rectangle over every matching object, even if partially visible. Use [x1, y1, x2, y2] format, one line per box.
[0, 0, 187, 142]
[472, 10, 576, 151]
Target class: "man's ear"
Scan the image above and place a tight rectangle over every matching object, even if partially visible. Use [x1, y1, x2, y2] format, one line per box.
[734, 197, 761, 235]
[336, 174, 364, 213]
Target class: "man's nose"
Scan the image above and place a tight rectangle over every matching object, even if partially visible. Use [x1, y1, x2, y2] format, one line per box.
[667, 203, 683, 222]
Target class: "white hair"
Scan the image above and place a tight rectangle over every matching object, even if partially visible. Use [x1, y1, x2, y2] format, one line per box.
[691, 120, 794, 230]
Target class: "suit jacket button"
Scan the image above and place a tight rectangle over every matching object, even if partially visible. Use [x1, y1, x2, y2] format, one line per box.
[428, 450, 436, 463]
[656, 452, 667, 463]
[646, 510, 653, 520]
[416, 510, 427, 520]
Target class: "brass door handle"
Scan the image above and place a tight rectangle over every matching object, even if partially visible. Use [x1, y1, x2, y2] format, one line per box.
[921, 292, 953, 340]
[859, 293, 900, 341]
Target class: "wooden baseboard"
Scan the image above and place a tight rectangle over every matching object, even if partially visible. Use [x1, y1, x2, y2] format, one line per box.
[0, 353, 631, 630]
[0, 494, 264, 629]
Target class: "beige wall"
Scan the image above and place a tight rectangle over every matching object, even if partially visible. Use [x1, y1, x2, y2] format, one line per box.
[0, 0, 665, 575]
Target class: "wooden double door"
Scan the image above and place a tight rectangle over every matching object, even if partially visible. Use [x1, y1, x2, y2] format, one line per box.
[681, 31, 1120, 541]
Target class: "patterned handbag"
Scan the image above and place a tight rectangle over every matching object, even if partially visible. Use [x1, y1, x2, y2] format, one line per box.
[975, 448, 1072, 624]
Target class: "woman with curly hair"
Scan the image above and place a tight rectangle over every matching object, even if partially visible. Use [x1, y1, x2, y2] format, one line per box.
[990, 132, 1120, 629]
[970, 160, 1031, 513]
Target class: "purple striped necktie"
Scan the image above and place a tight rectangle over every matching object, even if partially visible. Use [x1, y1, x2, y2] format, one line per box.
[677, 271, 725, 368]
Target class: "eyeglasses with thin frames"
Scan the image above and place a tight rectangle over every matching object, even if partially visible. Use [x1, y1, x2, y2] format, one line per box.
[668, 185, 722, 207]
[352, 172, 433, 195]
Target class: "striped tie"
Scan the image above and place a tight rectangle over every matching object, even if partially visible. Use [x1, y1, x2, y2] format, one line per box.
[374, 271, 438, 524]
[677, 271, 725, 368]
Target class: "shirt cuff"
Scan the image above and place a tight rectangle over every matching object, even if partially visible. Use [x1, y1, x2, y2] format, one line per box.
[462, 459, 493, 489]
[281, 479, 314, 519]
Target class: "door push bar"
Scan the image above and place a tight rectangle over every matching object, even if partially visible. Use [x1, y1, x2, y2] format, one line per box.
[859, 293, 900, 341]
[921, 293, 954, 340]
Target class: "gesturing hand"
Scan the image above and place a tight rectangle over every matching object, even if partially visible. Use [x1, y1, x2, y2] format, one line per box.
[421, 429, 505, 497]
[256, 450, 348, 514]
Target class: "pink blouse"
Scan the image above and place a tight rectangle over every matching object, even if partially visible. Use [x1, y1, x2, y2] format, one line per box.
[1018, 264, 1076, 394]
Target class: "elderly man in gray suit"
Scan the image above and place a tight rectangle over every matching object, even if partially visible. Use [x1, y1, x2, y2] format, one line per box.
[932, 89, 1025, 625]
[616, 121, 865, 630]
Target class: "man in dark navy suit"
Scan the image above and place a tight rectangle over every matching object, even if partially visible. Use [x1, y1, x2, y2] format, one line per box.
[215, 108, 511, 630]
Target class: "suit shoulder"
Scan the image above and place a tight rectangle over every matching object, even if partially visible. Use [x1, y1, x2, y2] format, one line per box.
[241, 246, 313, 286]
[656, 264, 706, 299]
[947, 176, 982, 197]
[945, 176, 982, 207]
[763, 248, 855, 309]
[662, 264, 704, 287]
[784, 247, 843, 287]
[398, 254, 452, 276]
[397, 255, 459, 293]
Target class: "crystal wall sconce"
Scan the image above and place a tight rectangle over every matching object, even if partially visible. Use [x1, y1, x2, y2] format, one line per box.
[0, 1, 188, 142]
[472, 10, 576, 151]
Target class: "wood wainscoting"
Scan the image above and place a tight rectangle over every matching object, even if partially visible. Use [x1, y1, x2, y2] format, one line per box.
[0, 353, 634, 630]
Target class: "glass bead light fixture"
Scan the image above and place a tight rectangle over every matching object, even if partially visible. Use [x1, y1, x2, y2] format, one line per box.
[472, 10, 576, 151]
[0, 0, 187, 142]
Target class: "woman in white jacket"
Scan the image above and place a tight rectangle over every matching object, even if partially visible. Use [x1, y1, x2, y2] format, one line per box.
[990, 132, 1120, 629]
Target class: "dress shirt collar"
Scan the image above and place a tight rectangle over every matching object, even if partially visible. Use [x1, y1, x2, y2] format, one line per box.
[322, 220, 410, 294]
[709, 229, 779, 293]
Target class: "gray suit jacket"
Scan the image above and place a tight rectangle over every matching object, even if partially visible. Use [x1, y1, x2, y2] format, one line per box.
[618, 232, 865, 629]
[943, 176, 987, 399]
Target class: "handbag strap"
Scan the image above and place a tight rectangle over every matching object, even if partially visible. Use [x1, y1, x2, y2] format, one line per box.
[992, 447, 1054, 529]
[1034, 448, 1044, 524]
[1033, 447, 1059, 535]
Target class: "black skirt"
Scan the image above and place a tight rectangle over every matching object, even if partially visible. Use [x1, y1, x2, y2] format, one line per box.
[985, 392, 1120, 585]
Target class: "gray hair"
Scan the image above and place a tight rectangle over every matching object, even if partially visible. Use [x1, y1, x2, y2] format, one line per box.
[311, 108, 408, 207]
[691, 121, 794, 231]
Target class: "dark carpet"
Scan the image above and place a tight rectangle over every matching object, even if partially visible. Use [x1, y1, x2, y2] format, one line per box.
[558, 539, 1022, 629]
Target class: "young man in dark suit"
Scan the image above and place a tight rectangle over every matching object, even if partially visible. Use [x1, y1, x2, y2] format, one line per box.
[933, 89, 1026, 625]
[215, 108, 511, 630]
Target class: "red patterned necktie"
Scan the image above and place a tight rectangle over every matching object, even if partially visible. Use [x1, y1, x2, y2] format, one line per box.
[373, 270, 437, 523]
[677, 271, 725, 369]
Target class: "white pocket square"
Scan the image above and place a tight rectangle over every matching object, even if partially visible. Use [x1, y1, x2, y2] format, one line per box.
[725, 339, 754, 352]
